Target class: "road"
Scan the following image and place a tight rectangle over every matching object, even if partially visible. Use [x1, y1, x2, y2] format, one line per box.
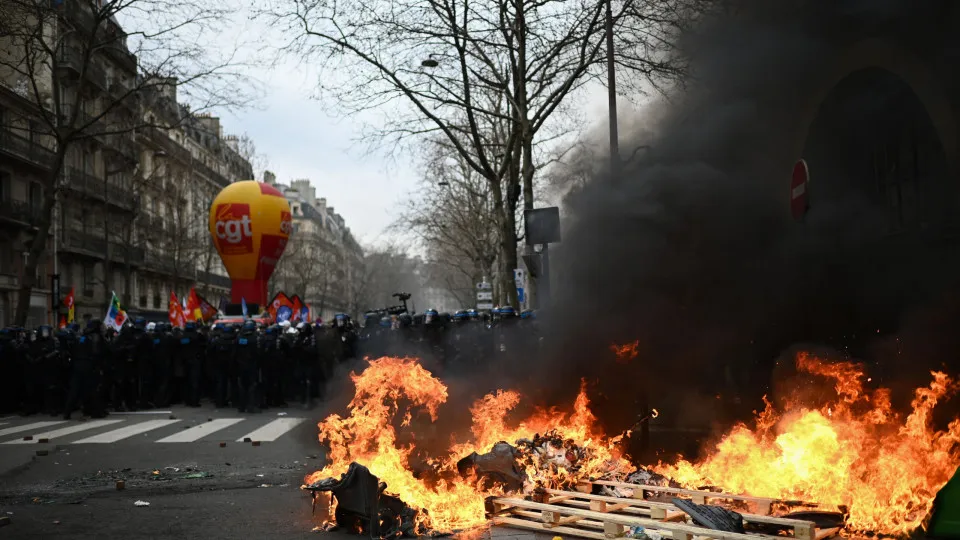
[0, 405, 342, 539]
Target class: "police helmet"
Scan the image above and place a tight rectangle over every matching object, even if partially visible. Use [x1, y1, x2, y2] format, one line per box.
[242, 320, 257, 331]
[37, 325, 52, 339]
[147, 322, 157, 331]
[380, 316, 392, 327]
[134, 317, 146, 329]
[185, 321, 197, 331]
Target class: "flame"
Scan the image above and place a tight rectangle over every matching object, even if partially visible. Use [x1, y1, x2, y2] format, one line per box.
[656, 353, 960, 535]
[611, 341, 639, 364]
[305, 357, 626, 532]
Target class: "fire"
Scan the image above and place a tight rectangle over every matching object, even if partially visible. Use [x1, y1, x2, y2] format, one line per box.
[656, 352, 960, 535]
[306, 357, 626, 532]
[611, 341, 639, 363]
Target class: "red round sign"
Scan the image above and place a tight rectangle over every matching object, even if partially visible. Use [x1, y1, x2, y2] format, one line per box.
[791, 159, 809, 220]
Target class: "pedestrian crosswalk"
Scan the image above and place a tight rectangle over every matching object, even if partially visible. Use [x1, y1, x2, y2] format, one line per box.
[0, 416, 309, 445]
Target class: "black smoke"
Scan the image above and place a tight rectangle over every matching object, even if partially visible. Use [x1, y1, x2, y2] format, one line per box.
[532, 0, 960, 455]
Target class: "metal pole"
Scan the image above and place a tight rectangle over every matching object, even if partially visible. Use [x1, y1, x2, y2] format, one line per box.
[605, 0, 619, 175]
[540, 244, 551, 308]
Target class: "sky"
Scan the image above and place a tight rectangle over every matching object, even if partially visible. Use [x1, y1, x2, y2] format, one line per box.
[215, 66, 613, 247]
[118, 1, 626, 247]
[151, 3, 617, 248]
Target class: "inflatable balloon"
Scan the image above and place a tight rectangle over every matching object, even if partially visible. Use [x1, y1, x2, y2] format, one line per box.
[208, 181, 292, 305]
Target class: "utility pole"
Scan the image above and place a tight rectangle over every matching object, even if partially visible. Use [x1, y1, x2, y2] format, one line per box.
[605, 0, 620, 177]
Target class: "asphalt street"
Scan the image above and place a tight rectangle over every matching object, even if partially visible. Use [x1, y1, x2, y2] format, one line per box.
[0, 404, 343, 539]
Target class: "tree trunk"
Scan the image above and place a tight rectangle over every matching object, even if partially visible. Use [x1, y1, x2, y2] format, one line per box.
[14, 145, 68, 326]
[489, 175, 519, 308]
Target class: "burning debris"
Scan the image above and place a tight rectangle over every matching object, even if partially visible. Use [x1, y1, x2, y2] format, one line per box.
[304, 463, 428, 538]
[304, 355, 960, 539]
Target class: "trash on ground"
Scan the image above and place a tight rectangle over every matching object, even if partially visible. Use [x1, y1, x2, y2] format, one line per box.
[183, 472, 211, 479]
[278, 412, 288, 416]
[134, 500, 150, 507]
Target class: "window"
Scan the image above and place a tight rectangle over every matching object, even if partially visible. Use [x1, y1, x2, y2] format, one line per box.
[29, 182, 42, 210]
[0, 171, 10, 202]
[153, 293, 161, 309]
[82, 264, 95, 297]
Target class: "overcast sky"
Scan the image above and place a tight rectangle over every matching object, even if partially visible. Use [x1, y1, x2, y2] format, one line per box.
[215, 71, 613, 247]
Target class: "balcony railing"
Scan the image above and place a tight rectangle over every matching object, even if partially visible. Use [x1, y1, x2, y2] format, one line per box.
[197, 270, 231, 289]
[0, 125, 55, 170]
[105, 133, 138, 163]
[144, 248, 178, 275]
[62, 229, 107, 256]
[141, 126, 192, 164]
[0, 199, 43, 227]
[64, 166, 138, 210]
[57, 49, 108, 91]
[60, 105, 106, 136]
[111, 241, 144, 264]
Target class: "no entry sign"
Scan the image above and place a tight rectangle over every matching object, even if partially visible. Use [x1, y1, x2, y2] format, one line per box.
[791, 159, 809, 220]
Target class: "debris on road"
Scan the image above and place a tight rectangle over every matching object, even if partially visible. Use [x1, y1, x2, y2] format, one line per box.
[134, 500, 150, 507]
[183, 472, 212, 479]
[36, 450, 49, 457]
[278, 412, 288, 416]
[219, 442, 226, 447]
[0, 516, 10, 527]
[116, 480, 125, 491]
[38, 438, 49, 443]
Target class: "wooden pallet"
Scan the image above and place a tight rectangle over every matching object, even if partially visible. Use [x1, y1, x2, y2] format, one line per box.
[579, 480, 814, 516]
[490, 489, 841, 540]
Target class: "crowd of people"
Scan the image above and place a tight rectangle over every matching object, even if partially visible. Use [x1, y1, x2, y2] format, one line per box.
[0, 307, 539, 419]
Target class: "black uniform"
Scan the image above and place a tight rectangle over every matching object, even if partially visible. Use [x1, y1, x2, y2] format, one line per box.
[234, 323, 260, 413]
[64, 321, 108, 419]
[179, 324, 206, 407]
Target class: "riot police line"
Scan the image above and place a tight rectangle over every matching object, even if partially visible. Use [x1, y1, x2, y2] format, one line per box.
[0, 306, 538, 418]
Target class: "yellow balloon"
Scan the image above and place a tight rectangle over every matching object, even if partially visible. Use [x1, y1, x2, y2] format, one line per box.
[208, 180, 292, 305]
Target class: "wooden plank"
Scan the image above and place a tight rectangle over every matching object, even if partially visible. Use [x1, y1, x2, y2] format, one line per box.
[589, 480, 779, 506]
[493, 516, 607, 540]
[815, 527, 841, 540]
[549, 488, 819, 533]
[492, 497, 768, 540]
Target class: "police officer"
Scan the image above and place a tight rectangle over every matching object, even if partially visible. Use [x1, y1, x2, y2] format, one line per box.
[26, 326, 60, 415]
[234, 320, 260, 413]
[208, 323, 235, 408]
[64, 319, 108, 419]
[293, 322, 317, 408]
[152, 323, 177, 407]
[180, 321, 206, 407]
[259, 324, 283, 409]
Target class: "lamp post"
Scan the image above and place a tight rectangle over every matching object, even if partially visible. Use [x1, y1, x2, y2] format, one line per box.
[605, 0, 619, 177]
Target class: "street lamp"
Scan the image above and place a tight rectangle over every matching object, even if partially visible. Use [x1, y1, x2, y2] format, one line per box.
[605, 0, 619, 177]
[421, 54, 440, 68]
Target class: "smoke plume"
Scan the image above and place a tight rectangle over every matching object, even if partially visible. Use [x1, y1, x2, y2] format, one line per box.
[535, 0, 960, 447]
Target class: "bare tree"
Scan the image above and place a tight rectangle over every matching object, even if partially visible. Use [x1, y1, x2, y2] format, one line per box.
[1, 0, 257, 325]
[259, 0, 698, 305]
[396, 137, 500, 304]
[235, 132, 269, 181]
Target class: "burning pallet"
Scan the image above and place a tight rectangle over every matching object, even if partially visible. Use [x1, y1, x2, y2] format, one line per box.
[488, 485, 842, 540]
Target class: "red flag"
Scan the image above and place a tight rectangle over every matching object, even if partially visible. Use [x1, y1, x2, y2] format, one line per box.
[186, 288, 202, 322]
[168, 291, 187, 328]
[290, 295, 303, 322]
[196, 292, 219, 321]
[63, 286, 75, 323]
[266, 292, 293, 322]
[59, 315, 67, 329]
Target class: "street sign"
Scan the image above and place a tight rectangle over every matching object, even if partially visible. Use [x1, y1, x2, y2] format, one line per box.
[476, 291, 493, 301]
[517, 287, 525, 303]
[476, 282, 492, 290]
[514, 268, 525, 288]
[791, 159, 809, 220]
[477, 302, 494, 310]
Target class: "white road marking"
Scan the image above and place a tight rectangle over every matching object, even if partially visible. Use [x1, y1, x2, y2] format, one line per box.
[3, 420, 123, 444]
[236, 417, 305, 442]
[0, 421, 67, 439]
[73, 419, 182, 443]
[156, 418, 244, 443]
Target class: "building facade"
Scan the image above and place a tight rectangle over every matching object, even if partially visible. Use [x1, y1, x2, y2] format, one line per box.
[269, 178, 365, 321]
[0, 1, 254, 326]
